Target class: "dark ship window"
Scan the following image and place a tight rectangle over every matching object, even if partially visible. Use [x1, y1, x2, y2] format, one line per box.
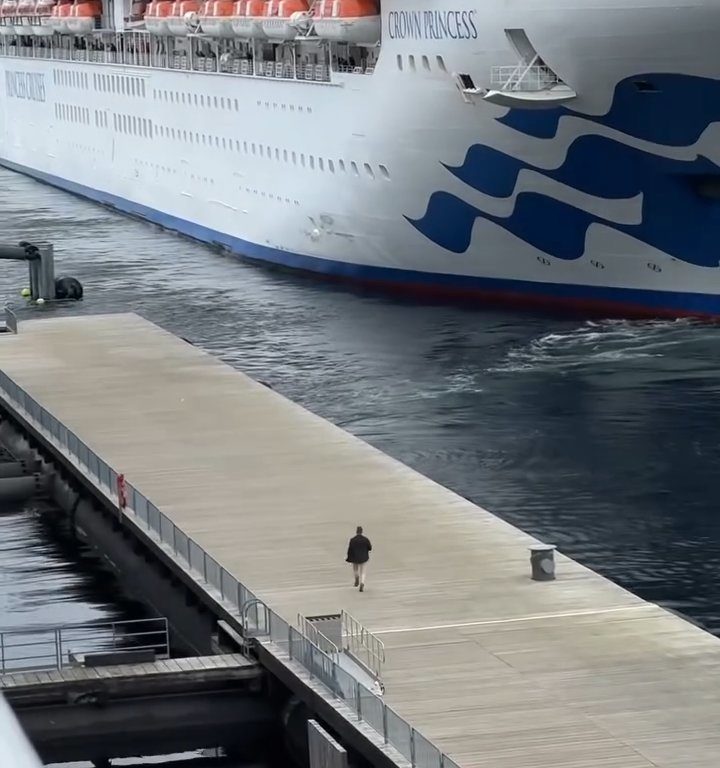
[634, 80, 659, 93]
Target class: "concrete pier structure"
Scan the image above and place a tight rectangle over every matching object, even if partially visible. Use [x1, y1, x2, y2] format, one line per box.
[1, 312, 720, 768]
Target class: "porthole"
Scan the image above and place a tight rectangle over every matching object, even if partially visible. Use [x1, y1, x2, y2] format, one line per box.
[379, 164, 390, 179]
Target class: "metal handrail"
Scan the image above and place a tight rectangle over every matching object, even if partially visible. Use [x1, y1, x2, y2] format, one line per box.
[0, 366, 454, 768]
[297, 614, 340, 657]
[0, 617, 169, 674]
[341, 610, 385, 677]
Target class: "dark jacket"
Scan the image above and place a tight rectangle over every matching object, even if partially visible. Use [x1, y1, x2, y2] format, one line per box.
[346, 534, 372, 564]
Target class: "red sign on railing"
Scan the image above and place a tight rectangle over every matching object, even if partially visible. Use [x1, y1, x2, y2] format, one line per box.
[116, 473, 127, 509]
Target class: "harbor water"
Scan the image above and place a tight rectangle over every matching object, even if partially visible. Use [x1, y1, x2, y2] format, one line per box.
[1, 166, 720, 642]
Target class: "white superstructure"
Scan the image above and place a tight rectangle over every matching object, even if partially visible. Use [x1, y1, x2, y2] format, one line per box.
[1, 0, 720, 316]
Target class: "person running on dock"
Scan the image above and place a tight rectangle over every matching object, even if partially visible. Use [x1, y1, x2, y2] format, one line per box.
[346, 526, 372, 592]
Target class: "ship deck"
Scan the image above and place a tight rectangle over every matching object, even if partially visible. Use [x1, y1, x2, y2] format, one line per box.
[1, 312, 719, 768]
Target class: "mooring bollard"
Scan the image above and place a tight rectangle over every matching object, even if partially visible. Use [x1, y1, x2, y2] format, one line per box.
[529, 544, 556, 581]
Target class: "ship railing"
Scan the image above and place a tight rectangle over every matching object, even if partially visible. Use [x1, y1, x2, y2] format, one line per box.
[0, 36, 339, 86]
[490, 62, 560, 92]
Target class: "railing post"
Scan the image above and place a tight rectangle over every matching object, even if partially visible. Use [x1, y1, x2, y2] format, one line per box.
[0, 632, 4, 674]
[55, 629, 62, 669]
[288, 626, 293, 660]
[382, 703, 388, 744]
[356, 680, 362, 721]
[203, 552, 208, 581]
[410, 728, 416, 767]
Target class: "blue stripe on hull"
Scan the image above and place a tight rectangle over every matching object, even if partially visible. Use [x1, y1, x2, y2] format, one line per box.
[2, 157, 719, 318]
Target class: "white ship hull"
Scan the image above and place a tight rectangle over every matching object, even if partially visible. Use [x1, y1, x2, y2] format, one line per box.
[2, 0, 720, 316]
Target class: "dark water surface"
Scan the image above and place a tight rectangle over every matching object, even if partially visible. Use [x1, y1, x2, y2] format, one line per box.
[1, 168, 720, 637]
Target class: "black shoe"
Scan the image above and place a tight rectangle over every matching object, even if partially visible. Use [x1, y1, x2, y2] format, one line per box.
[354, 576, 359, 587]
[359, 584, 364, 592]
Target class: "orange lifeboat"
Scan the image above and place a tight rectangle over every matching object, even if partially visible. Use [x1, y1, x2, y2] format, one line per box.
[15, 0, 34, 32]
[199, 0, 234, 36]
[0, 0, 19, 35]
[230, 0, 265, 38]
[32, 0, 57, 34]
[261, 0, 307, 40]
[144, 0, 173, 34]
[48, 0, 72, 31]
[166, 0, 200, 35]
[66, 0, 101, 33]
[312, 0, 379, 44]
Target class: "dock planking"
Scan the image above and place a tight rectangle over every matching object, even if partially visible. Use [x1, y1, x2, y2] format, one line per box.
[1, 313, 719, 768]
[0, 653, 254, 691]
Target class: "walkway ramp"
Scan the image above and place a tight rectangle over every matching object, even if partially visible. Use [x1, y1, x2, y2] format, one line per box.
[1, 313, 720, 768]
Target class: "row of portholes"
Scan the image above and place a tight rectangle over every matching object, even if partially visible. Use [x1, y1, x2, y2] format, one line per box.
[256, 99, 313, 114]
[54, 102, 90, 126]
[53, 68, 89, 89]
[396, 54, 447, 73]
[155, 89, 237, 111]
[94, 72, 146, 98]
[94, 109, 109, 129]
[154, 124, 390, 180]
[243, 187, 300, 206]
[113, 112, 154, 139]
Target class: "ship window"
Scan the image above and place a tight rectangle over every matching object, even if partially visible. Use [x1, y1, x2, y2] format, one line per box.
[364, 163, 374, 179]
[292, 151, 297, 164]
[408, 55, 416, 71]
[274, 147, 279, 159]
[309, 156, 315, 170]
[223, 138, 227, 150]
[283, 149, 288, 161]
[339, 159, 346, 172]
[350, 161, 359, 176]
[436, 55, 447, 72]
[634, 80, 659, 92]
[422, 55, 430, 71]
[318, 157, 324, 171]
[379, 164, 390, 179]
[300, 153, 305, 167]
[214, 96, 218, 108]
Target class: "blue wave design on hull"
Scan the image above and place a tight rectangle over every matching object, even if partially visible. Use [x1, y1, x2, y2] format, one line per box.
[410, 74, 720, 267]
[499, 73, 720, 144]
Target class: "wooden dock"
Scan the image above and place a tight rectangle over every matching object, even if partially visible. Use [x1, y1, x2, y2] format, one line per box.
[1, 313, 720, 768]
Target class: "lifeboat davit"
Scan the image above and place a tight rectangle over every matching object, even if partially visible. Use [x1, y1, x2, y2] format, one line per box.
[15, 0, 35, 32]
[48, 0, 74, 32]
[261, 0, 307, 40]
[166, 0, 200, 35]
[144, 0, 173, 34]
[199, 0, 234, 36]
[312, 0, 379, 44]
[32, 0, 57, 34]
[0, 0, 19, 35]
[66, 0, 101, 33]
[230, 0, 265, 38]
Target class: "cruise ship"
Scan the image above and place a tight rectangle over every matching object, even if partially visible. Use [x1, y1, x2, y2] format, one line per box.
[1, 0, 719, 317]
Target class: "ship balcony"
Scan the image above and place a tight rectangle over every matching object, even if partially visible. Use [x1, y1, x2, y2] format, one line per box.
[481, 58, 577, 109]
